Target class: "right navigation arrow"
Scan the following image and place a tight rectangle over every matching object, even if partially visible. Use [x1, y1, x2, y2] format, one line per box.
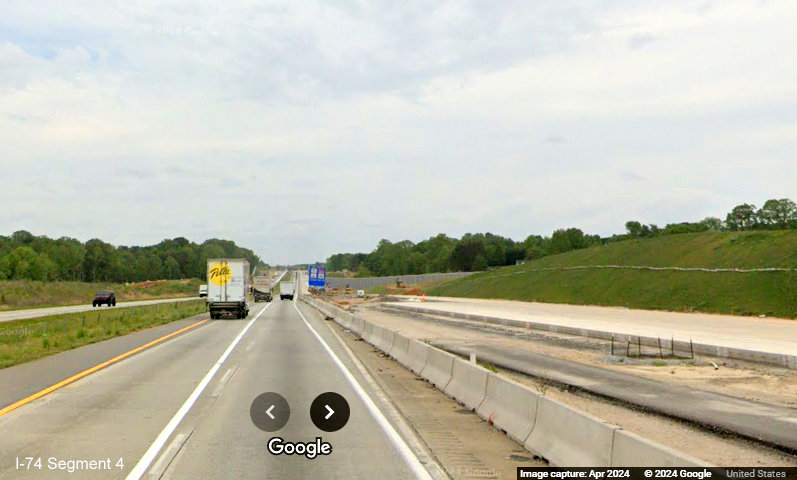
[325, 405, 334, 420]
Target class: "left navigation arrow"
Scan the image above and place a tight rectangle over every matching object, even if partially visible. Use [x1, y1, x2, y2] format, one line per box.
[250, 392, 290, 432]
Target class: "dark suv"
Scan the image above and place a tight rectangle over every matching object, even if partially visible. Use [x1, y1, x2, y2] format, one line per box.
[92, 290, 116, 307]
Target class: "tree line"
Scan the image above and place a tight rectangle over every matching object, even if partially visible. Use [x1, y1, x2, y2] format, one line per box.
[0, 231, 266, 282]
[326, 198, 797, 276]
[622, 198, 797, 238]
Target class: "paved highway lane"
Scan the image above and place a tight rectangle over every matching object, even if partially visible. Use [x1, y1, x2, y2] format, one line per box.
[148, 298, 428, 479]
[0, 305, 255, 480]
[0, 297, 436, 479]
[0, 297, 197, 323]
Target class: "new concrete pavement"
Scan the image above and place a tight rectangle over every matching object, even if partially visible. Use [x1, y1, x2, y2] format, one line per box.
[383, 296, 797, 359]
[0, 297, 197, 324]
[0, 298, 437, 479]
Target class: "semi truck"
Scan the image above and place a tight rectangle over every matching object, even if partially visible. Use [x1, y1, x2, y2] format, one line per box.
[207, 258, 250, 319]
[253, 275, 273, 302]
[279, 280, 295, 301]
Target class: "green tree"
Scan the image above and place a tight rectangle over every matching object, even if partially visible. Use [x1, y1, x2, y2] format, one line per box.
[9, 246, 37, 279]
[549, 228, 591, 254]
[471, 254, 488, 271]
[0, 254, 10, 280]
[83, 239, 117, 282]
[699, 217, 724, 232]
[405, 252, 426, 274]
[12, 230, 35, 245]
[625, 221, 644, 237]
[725, 204, 758, 231]
[449, 235, 486, 271]
[32, 252, 58, 281]
[164, 255, 182, 278]
[758, 199, 796, 229]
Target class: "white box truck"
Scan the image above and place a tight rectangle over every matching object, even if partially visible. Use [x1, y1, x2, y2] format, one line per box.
[279, 281, 295, 301]
[207, 258, 250, 319]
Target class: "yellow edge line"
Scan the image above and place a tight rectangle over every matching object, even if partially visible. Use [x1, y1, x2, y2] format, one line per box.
[0, 318, 211, 418]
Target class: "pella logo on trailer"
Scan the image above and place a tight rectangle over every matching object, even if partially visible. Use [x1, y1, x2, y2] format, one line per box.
[209, 263, 232, 286]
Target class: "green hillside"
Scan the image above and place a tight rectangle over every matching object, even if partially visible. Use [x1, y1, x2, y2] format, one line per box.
[426, 231, 797, 318]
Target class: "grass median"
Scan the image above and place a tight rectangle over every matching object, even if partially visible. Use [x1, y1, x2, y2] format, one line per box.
[0, 299, 208, 369]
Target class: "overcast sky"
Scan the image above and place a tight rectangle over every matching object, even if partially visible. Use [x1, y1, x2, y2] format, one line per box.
[1, 1, 795, 264]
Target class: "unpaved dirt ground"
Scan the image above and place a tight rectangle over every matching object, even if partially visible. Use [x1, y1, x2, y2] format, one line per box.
[308, 305, 546, 479]
[342, 299, 797, 467]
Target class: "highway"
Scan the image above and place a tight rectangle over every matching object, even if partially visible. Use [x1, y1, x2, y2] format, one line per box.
[0, 297, 438, 479]
[0, 297, 198, 324]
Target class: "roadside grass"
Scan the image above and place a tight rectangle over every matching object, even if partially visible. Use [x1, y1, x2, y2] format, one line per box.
[427, 231, 797, 319]
[0, 299, 208, 369]
[0, 279, 202, 311]
[366, 285, 389, 295]
[477, 360, 499, 372]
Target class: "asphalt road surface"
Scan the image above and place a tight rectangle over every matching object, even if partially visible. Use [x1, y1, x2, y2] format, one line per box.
[0, 298, 437, 479]
[0, 297, 198, 324]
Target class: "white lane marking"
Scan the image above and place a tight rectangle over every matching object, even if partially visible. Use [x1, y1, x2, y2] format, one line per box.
[325, 405, 334, 420]
[126, 303, 271, 480]
[148, 433, 187, 478]
[303, 300, 449, 480]
[292, 298, 434, 480]
[210, 367, 236, 398]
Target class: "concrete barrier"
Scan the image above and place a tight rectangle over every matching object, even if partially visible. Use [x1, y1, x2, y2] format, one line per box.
[525, 396, 619, 467]
[611, 430, 709, 467]
[376, 326, 395, 353]
[476, 374, 539, 444]
[350, 316, 366, 335]
[362, 322, 377, 345]
[404, 339, 430, 374]
[301, 297, 709, 468]
[443, 358, 489, 411]
[420, 347, 456, 389]
[389, 333, 411, 363]
[338, 312, 354, 330]
[364, 324, 382, 347]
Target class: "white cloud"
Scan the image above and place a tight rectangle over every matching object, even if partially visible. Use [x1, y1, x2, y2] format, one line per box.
[0, 0, 795, 263]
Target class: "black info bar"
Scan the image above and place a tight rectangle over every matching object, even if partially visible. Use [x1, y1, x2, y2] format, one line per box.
[517, 468, 797, 480]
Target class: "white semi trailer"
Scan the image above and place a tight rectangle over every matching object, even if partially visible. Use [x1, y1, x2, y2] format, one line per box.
[207, 258, 250, 319]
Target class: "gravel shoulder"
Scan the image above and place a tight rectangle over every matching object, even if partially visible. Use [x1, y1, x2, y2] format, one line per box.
[314, 306, 546, 479]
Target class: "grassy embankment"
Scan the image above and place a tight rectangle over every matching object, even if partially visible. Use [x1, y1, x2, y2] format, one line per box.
[425, 231, 797, 318]
[0, 278, 202, 311]
[0, 299, 208, 368]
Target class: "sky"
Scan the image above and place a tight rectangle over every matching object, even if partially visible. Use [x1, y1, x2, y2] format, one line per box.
[1, 1, 795, 264]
